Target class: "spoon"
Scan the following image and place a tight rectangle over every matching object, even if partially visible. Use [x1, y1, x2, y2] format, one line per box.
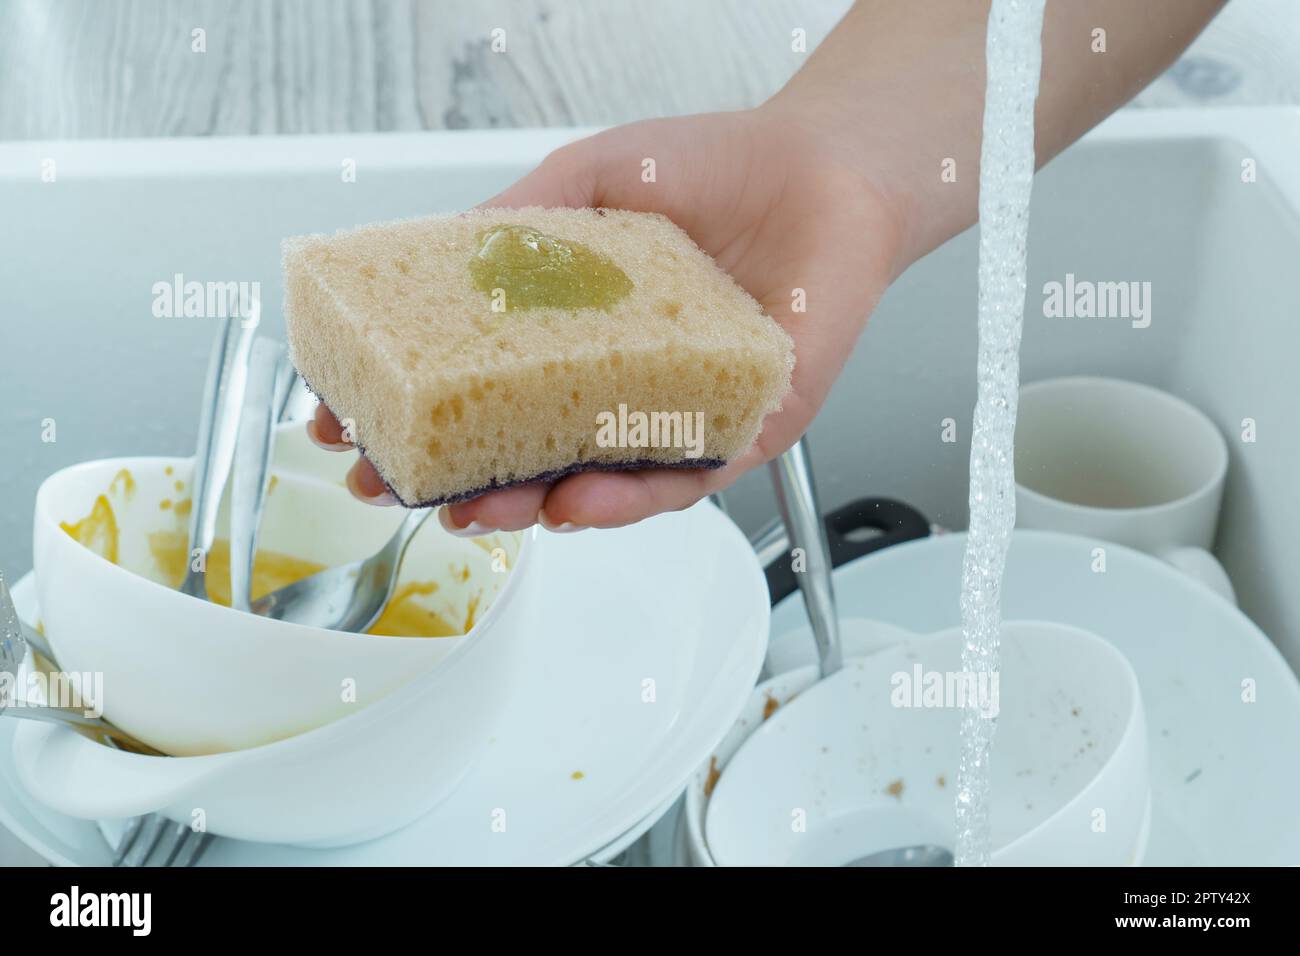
[227, 337, 434, 631]
[250, 508, 433, 631]
[178, 311, 258, 601]
[0, 575, 162, 754]
[845, 845, 955, 867]
[230, 338, 298, 612]
[769, 437, 842, 677]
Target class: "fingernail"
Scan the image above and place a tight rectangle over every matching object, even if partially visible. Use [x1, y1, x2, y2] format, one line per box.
[439, 507, 494, 537]
[307, 420, 353, 452]
[345, 469, 398, 507]
[538, 509, 587, 534]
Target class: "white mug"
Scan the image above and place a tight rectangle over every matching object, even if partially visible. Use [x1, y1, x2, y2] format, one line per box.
[1014, 376, 1235, 604]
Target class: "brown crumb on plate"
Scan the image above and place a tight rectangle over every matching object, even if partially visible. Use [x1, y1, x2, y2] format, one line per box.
[704, 756, 721, 797]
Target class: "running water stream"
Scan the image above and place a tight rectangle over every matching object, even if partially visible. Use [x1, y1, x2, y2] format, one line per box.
[954, 0, 1048, 867]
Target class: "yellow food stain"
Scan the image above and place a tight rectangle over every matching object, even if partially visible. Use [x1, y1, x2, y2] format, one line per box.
[160, 499, 172, 510]
[463, 594, 480, 633]
[63, 491, 468, 639]
[164, 465, 174, 476]
[885, 779, 905, 800]
[267, 475, 279, 495]
[571, 771, 585, 781]
[468, 534, 506, 567]
[147, 535, 459, 637]
[369, 581, 460, 638]
[109, 468, 136, 498]
[146, 534, 325, 604]
[174, 498, 192, 517]
[703, 756, 721, 797]
[60, 495, 120, 565]
[174, 480, 184, 493]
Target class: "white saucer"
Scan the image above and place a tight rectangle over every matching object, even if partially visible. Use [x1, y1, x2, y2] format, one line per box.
[1, 501, 769, 865]
[766, 530, 1300, 866]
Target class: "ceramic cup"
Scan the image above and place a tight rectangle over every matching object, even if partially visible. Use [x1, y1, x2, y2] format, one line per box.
[1015, 376, 1234, 603]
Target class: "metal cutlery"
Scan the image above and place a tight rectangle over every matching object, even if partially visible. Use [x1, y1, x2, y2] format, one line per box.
[178, 311, 258, 601]
[230, 339, 298, 612]
[2, 573, 207, 863]
[0, 575, 163, 755]
[251, 507, 433, 632]
[111, 815, 212, 867]
[769, 437, 843, 678]
[845, 845, 954, 867]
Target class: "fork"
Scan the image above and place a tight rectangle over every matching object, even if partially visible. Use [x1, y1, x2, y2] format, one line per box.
[111, 815, 213, 867]
[0, 573, 215, 866]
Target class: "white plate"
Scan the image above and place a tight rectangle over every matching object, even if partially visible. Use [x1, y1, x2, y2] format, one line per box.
[1, 501, 769, 865]
[767, 530, 1300, 866]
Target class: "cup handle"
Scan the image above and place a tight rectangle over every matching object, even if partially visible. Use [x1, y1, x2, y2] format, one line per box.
[1156, 546, 1237, 605]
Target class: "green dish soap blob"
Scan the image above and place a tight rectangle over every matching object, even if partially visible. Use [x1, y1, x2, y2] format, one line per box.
[469, 224, 633, 312]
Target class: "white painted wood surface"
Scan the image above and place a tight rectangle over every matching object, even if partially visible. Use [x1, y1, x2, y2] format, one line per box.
[0, 0, 1296, 142]
[0, 0, 852, 139]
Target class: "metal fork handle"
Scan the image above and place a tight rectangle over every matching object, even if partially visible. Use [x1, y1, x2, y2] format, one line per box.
[179, 310, 259, 599]
[17, 618, 55, 663]
[769, 438, 842, 678]
[385, 508, 435, 565]
[230, 340, 296, 612]
[349, 508, 434, 633]
[1, 704, 162, 753]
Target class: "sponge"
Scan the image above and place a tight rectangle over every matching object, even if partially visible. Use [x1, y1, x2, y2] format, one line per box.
[283, 207, 794, 507]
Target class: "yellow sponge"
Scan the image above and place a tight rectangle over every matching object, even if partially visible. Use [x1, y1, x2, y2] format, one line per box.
[283, 207, 794, 506]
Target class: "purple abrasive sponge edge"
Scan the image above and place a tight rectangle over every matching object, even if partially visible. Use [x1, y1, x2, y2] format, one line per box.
[299, 374, 725, 508]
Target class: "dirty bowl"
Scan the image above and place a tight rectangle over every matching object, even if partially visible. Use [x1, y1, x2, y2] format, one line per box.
[33, 456, 533, 756]
[705, 621, 1149, 866]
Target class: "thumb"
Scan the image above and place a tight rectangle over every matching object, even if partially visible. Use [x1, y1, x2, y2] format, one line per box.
[477, 138, 603, 210]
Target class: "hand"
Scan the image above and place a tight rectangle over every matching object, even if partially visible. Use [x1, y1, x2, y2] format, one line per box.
[312, 107, 907, 530]
[313, 0, 1225, 532]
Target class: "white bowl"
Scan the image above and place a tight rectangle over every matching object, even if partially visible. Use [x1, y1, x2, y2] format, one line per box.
[684, 617, 915, 866]
[704, 621, 1150, 866]
[34, 456, 532, 757]
[13, 547, 536, 847]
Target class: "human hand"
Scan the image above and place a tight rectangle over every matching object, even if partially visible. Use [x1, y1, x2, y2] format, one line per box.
[311, 106, 907, 532]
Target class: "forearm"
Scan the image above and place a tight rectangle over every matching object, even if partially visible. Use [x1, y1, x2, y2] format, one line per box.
[763, 0, 1225, 271]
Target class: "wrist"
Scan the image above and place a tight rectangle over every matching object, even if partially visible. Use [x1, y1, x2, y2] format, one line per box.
[752, 95, 942, 281]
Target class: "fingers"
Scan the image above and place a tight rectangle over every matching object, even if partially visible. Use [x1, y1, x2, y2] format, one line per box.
[439, 484, 551, 535]
[477, 139, 600, 210]
[311, 404, 398, 506]
[312, 394, 741, 527]
[308, 404, 351, 450]
[539, 467, 727, 530]
[345, 457, 397, 507]
[441, 459, 746, 534]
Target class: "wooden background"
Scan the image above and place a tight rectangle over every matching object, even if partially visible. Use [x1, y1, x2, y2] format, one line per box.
[0, 0, 1297, 142]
